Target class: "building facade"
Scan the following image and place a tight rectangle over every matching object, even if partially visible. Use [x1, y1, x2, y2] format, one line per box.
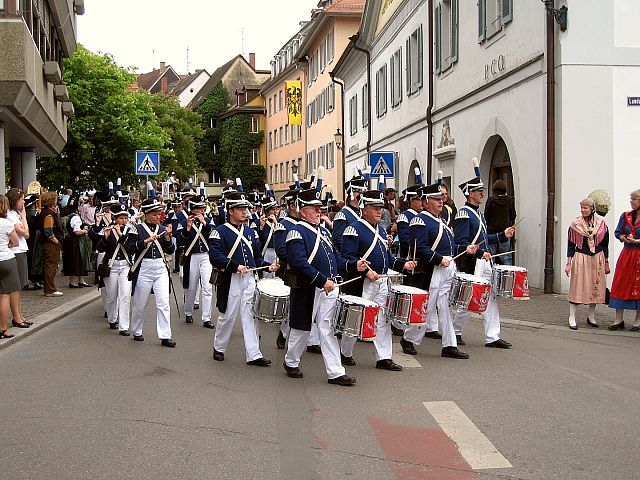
[0, 0, 82, 192]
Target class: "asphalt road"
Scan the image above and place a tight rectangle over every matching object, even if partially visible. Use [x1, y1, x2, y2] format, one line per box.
[1, 296, 638, 480]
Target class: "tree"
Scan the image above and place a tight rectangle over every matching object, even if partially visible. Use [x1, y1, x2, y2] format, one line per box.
[37, 45, 170, 191]
[218, 114, 265, 191]
[195, 83, 229, 177]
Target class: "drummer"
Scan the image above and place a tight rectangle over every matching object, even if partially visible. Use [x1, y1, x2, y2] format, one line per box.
[401, 183, 477, 359]
[340, 189, 417, 370]
[331, 173, 367, 252]
[283, 188, 368, 385]
[452, 174, 515, 349]
[258, 191, 279, 279]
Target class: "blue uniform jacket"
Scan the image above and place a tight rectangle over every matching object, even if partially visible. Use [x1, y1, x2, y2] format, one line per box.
[331, 204, 360, 252]
[409, 210, 456, 289]
[454, 203, 506, 274]
[396, 208, 420, 258]
[176, 217, 214, 289]
[258, 219, 277, 251]
[124, 222, 175, 293]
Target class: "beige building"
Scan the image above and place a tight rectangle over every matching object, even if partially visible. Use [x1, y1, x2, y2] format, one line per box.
[0, 0, 83, 191]
[295, 0, 364, 198]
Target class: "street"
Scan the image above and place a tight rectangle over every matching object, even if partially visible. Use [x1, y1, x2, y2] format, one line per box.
[1, 295, 639, 480]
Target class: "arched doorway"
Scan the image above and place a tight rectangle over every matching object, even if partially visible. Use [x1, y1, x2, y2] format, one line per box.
[488, 138, 514, 197]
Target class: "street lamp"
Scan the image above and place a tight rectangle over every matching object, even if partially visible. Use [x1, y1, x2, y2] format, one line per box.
[334, 128, 343, 150]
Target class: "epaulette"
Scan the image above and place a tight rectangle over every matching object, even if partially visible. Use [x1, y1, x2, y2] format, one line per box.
[397, 214, 408, 224]
[410, 217, 425, 227]
[209, 230, 221, 240]
[274, 223, 286, 232]
[286, 230, 303, 242]
[455, 210, 469, 220]
[334, 212, 346, 221]
[344, 226, 358, 236]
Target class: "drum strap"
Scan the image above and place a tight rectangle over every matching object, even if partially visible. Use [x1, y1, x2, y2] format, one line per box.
[421, 212, 445, 252]
[298, 221, 327, 264]
[261, 222, 275, 256]
[461, 206, 484, 245]
[184, 223, 209, 257]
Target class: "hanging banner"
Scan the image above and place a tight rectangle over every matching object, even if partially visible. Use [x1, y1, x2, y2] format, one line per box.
[286, 81, 302, 125]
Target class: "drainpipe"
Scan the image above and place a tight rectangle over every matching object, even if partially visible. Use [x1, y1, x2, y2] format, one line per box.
[350, 34, 372, 154]
[330, 75, 346, 197]
[426, 0, 434, 184]
[543, 1, 557, 294]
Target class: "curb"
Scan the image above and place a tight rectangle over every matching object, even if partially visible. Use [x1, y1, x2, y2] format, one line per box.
[0, 289, 101, 351]
[499, 316, 639, 338]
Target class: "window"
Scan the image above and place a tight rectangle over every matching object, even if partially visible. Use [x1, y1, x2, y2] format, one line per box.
[376, 64, 388, 118]
[327, 28, 335, 63]
[314, 51, 319, 80]
[479, 0, 512, 43]
[280, 163, 284, 183]
[270, 166, 274, 183]
[286, 161, 290, 182]
[268, 98, 272, 116]
[435, 0, 458, 73]
[251, 149, 260, 165]
[250, 116, 259, 133]
[326, 142, 335, 169]
[285, 125, 289, 144]
[274, 129, 278, 148]
[291, 124, 296, 142]
[362, 83, 369, 128]
[311, 149, 317, 171]
[349, 94, 358, 135]
[274, 164, 278, 183]
[0, 1, 5, 11]
[279, 127, 283, 146]
[327, 83, 335, 112]
[320, 40, 327, 72]
[298, 125, 303, 139]
[390, 47, 403, 107]
[279, 90, 283, 111]
[268, 132, 273, 151]
[406, 25, 424, 95]
[211, 171, 221, 184]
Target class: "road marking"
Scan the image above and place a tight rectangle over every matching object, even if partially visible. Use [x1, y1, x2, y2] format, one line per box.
[423, 401, 512, 470]
[392, 351, 422, 368]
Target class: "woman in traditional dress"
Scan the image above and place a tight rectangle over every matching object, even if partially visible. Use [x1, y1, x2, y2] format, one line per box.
[62, 197, 92, 288]
[565, 198, 610, 330]
[608, 189, 640, 331]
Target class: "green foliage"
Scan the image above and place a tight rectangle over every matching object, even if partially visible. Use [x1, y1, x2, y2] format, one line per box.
[218, 114, 265, 191]
[195, 83, 230, 123]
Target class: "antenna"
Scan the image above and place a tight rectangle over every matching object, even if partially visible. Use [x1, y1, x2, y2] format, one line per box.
[241, 27, 245, 56]
[152, 49, 155, 69]
[186, 45, 191, 74]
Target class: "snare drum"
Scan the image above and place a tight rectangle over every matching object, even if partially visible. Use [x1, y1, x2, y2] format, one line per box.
[491, 265, 530, 300]
[252, 278, 290, 323]
[386, 285, 429, 326]
[449, 273, 491, 312]
[386, 269, 404, 288]
[332, 295, 379, 341]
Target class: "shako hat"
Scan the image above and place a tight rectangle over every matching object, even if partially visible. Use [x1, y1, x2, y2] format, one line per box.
[261, 196, 277, 211]
[225, 191, 252, 209]
[297, 188, 323, 207]
[360, 190, 385, 207]
[24, 194, 39, 207]
[458, 176, 484, 196]
[140, 198, 164, 214]
[420, 183, 445, 200]
[401, 184, 422, 201]
[188, 195, 207, 211]
[112, 203, 130, 217]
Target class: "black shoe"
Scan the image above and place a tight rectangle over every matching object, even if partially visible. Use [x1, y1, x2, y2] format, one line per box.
[424, 331, 442, 339]
[283, 362, 303, 378]
[456, 335, 466, 346]
[376, 359, 403, 371]
[569, 325, 578, 330]
[185, 315, 194, 324]
[608, 321, 625, 331]
[202, 321, 215, 329]
[441, 346, 470, 359]
[586, 318, 599, 328]
[23, 320, 33, 326]
[11, 320, 30, 328]
[109, 322, 118, 330]
[306, 345, 322, 354]
[194, 304, 200, 310]
[78, 282, 91, 288]
[161, 339, 176, 348]
[133, 335, 144, 342]
[68, 283, 81, 289]
[485, 339, 512, 349]
[328, 375, 356, 386]
[213, 349, 224, 361]
[247, 357, 272, 366]
[391, 324, 404, 336]
[276, 331, 286, 349]
[119, 331, 130, 336]
[341, 353, 356, 366]
[400, 337, 417, 355]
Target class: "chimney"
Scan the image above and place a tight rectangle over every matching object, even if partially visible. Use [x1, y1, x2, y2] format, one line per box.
[160, 61, 166, 69]
[249, 53, 256, 70]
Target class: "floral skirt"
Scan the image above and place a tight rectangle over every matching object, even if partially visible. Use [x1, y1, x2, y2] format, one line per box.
[568, 251, 606, 304]
[609, 247, 640, 310]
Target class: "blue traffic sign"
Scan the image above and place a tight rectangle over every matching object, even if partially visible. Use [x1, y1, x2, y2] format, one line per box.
[368, 151, 395, 178]
[135, 150, 160, 175]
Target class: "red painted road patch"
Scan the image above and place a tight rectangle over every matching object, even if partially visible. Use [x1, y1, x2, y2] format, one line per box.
[367, 417, 478, 480]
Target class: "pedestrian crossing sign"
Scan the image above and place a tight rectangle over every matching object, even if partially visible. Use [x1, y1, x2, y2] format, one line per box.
[135, 150, 160, 175]
[369, 151, 395, 178]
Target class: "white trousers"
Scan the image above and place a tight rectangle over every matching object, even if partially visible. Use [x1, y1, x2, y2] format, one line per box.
[184, 253, 212, 322]
[340, 278, 392, 361]
[453, 259, 501, 343]
[213, 273, 263, 362]
[279, 304, 319, 347]
[104, 259, 131, 331]
[130, 259, 172, 340]
[404, 263, 457, 347]
[284, 289, 345, 379]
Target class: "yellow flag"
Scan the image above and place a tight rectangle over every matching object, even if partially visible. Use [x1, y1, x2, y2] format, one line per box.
[286, 81, 302, 125]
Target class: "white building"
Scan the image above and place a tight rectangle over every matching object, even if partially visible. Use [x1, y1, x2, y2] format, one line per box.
[169, 69, 211, 108]
[333, 0, 640, 293]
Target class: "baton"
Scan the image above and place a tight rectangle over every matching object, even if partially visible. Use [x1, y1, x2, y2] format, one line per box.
[492, 250, 516, 258]
[452, 239, 487, 261]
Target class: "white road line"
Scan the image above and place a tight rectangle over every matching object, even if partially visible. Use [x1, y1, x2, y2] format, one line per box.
[423, 401, 512, 470]
[392, 351, 422, 368]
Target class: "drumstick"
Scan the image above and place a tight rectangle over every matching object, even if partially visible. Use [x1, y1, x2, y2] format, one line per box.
[246, 265, 272, 272]
[492, 250, 516, 258]
[511, 217, 525, 229]
[334, 276, 364, 288]
[412, 240, 417, 263]
[451, 239, 487, 261]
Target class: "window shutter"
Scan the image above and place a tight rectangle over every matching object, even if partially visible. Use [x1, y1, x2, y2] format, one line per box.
[417, 25, 424, 89]
[398, 49, 403, 103]
[389, 55, 395, 106]
[435, 4, 442, 73]
[452, 0, 459, 63]
[502, 0, 512, 24]
[406, 38, 411, 95]
[479, 0, 486, 42]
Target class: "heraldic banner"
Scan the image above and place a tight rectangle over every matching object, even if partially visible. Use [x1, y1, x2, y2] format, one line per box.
[286, 81, 302, 125]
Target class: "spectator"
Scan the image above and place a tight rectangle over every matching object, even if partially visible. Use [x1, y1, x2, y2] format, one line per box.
[24, 194, 42, 290]
[440, 182, 457, 227]
[565, 198, 610, 330]
[484, 179, 516, 265]
[6, 188, 32, 328]
[0, 195, 22, 339]
[380, 187, 397, 233]
[62, 196, 92, 288]
[38, 191, 64, 297]
[79, 192, 96, 227]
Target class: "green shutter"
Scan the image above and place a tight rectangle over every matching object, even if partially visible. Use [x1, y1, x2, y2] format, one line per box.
[435, 4, 442, 73]
[502, 0, 513, 24]
[479, 0, 486, 43]
[452, 0, 459, 63]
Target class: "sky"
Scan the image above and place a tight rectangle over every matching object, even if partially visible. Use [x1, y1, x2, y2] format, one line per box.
[77, 0, 319, 75]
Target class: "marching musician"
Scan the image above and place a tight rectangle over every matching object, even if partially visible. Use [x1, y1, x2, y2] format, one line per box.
[165, 197, 183, 273]
[209, 190, 279, 366]
[282, 188, 368, 386]
[331, 174, 367, 252]
[258, 193, 279, 279]
[400, 183, 476, 359]
[177, 195, 215, 329]
[125, 195, 176, 347]
[339, 188, 416, 371]
[96, 203, 133, 336]
[452, 167, 515, 349]
[216, 183, 236, 226]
